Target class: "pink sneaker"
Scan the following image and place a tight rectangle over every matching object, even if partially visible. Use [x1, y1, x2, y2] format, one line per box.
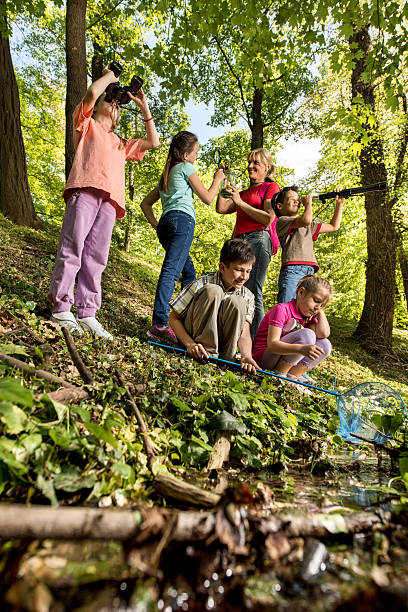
[147, 324, 178, 345]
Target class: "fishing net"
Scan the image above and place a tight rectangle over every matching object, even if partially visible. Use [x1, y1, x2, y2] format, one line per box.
[336, 382, 406, 443]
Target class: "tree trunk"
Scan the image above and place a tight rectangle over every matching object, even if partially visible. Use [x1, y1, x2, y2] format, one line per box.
[350, 26, 396, 354]
[251, 88, 264, 150]
[65, 0, 88, 180]
[398, 246, 408, 312]
[0, 7, 41, 228]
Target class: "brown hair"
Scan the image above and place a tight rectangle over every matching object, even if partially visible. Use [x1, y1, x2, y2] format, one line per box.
[159, 131, 198, 192]
[247, 148, 276, 179]
[219, 238, 255, 266]
[296, 275, 333, 301]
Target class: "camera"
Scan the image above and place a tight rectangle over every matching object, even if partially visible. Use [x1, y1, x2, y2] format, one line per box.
[104, 73, 144, 106]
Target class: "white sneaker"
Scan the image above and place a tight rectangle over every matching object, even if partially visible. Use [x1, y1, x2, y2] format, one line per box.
[76, 317, 113, 340]
[51, 311, 84, 334]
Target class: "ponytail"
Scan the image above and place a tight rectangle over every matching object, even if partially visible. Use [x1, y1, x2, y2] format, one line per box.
[159, 131, 198, 193]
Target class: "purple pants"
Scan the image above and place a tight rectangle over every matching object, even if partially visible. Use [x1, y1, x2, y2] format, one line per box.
[259, 328, 331, 372]
[48, 189, 116, 318]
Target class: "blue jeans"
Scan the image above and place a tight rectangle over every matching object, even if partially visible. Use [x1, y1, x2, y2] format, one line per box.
[238, 229, 272, 339]
[277, 264, 315, 303]
[153, 210, 196, 326]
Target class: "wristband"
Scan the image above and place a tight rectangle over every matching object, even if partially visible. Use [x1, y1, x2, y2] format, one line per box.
[143, 116, 154, 122]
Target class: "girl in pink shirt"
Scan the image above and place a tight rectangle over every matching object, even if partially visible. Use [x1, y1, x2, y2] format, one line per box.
[48, 64, 159, 338]
[252, 275, 332, 381]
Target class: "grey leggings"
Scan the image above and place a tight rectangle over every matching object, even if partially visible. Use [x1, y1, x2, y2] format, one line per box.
[259, 328, 331, 372]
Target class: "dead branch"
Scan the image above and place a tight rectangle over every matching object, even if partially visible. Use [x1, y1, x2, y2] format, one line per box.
[0, 353, 76, 389]
[38, 387, 89, 403]
[115, 369, 157, 470]
[62, 328, 94, 384]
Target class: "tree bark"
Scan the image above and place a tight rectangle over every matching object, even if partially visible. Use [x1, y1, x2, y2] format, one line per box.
[398, 246, 408, 312]
[91, 40, 103, 82]
[350, 26, 396, 354]
[65, 0, 88, 180]
[251, 88, 264, 150]
[0, 6, 41, 228]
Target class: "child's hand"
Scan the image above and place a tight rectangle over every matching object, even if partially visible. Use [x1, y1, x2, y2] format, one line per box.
[335, 194, 345, 206]
[102, 65, 118, 81]
[301, 194, 312, 207]
[127, 88, 148, 109]
[240, 355, 259, 374]
[214, 167, 226, 182]
[300, 344, 325, 359]
[187, 342, 209, 361]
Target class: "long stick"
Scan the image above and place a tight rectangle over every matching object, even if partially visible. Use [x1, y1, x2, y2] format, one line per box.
[115, 369, 157, 470]
[147, 341, 340, 396]
[0, 353, 76, 389]
[62, 328, 94, 384]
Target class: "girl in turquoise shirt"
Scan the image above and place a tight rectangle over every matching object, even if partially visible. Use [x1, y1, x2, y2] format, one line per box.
[140, 131, 225, 343]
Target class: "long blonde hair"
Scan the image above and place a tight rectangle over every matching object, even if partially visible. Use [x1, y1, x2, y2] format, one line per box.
[247, 148, 276, 180]
[159, 131, 198, 193]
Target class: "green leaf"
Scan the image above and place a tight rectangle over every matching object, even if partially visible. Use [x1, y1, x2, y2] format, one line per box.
[21, 434, 42, 454]
[0, 343, 29, 357]
[85, 422, 118, 448]
[208, 410, 246, 433]
[54, 469, 97, 492]
[0, 402, 28, 434]
[190, 434, 213, 451]
[37, 474, 58, 506]
[0, 378, 33, 407]
[49, 428, 74, 448]
[112, 462, 135, 482]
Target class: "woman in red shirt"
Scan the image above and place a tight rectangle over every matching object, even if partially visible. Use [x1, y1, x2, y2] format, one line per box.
[216, 148, 279, 338]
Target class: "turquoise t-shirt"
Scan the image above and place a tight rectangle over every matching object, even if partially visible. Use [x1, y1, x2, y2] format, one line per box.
[159, 162, 197, 221]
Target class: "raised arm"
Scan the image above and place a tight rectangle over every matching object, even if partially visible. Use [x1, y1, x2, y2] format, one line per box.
[83, 65, 118, 114]
[188, 168, 225, 205]
[319, 195, 345, 234]
[292, 195, 313, 229]
[140, 188, 160, 229]
[127, 88, 160, 151]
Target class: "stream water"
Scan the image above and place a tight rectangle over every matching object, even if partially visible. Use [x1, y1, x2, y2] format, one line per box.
[4, 452, 408, 612]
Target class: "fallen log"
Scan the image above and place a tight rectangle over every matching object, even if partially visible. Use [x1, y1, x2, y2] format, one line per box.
[0, 504, 394, 543]
[153, 471, 220, 508]
[0, 353, 76, 389]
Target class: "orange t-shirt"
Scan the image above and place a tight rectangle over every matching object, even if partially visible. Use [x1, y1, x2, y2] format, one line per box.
[63, 102, 145, 218]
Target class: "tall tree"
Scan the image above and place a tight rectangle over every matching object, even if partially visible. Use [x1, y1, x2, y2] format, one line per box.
[65, 0, 87, 179]
[0, 0, 41, 227]
[350, 26, 396, 353]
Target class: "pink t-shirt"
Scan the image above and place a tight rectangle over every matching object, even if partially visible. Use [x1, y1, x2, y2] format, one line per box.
[234, 181, 280, 235]
[63, 103, 145, 218]
[252, 299, 318, 361]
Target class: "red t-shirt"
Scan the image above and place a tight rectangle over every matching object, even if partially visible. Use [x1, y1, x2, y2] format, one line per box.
[234, 181, 280, 236]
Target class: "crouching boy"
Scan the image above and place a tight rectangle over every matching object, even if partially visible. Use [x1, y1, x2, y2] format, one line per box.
[169, 238, 259, 373]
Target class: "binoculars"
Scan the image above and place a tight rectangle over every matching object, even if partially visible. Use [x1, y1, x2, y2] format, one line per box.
[105, 61, 144, 106]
